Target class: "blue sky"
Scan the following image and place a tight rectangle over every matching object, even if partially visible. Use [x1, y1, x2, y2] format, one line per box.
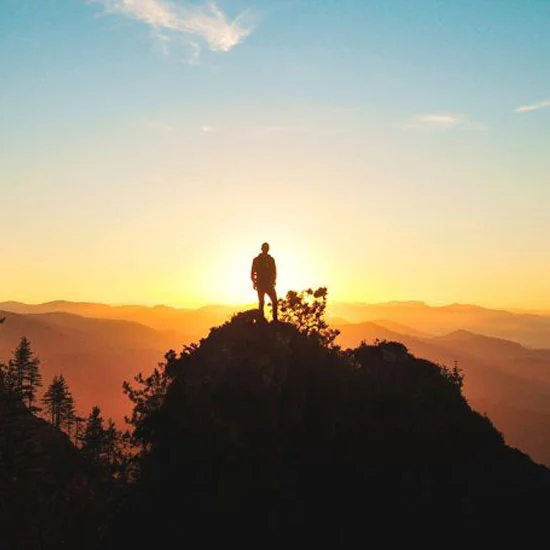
[1, 0, 549, 308]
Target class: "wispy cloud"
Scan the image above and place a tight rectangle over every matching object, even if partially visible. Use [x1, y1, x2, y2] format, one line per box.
[405, 114, 486, 132]
[90, 0, 256, 59]
[515, 97, 550, 113]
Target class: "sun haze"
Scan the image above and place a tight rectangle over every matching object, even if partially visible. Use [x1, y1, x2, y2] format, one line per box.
[1, 0, 550, 310]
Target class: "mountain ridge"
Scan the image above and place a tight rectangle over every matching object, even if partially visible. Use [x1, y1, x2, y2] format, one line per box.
[109, 313, 550, 545]
[2, 301, 550, 466]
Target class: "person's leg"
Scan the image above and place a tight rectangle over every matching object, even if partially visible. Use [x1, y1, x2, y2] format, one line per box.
[257, 289, 266, 318]
[267, 287, 278, 322]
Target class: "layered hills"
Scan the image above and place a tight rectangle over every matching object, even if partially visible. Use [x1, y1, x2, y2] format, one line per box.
[330, 301, 550, 347]
[0, 309, 183, 423]
[1, 299, 549, 466]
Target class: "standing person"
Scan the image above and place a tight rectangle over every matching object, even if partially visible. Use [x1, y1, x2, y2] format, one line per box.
[251, 242, 278, 322]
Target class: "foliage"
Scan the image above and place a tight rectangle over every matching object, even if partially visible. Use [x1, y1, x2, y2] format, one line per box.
[80, 406, 104, 464]
[80, 405, 127, 477]
[440, 360, 465, 392]
[42, 374, 76, 430]
[102, 418, 129, 475]
[122, 350, 178, 452]
[71, 414, 83, 441]
[274, 286, 340, 346]
[2, 336, 42, 412]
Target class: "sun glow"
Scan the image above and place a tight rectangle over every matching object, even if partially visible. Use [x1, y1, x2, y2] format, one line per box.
[174, 238, 326, 307]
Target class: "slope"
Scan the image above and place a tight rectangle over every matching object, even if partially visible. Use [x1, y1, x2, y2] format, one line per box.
[336, 321, 550, 465]
[110, 313, 550, 546]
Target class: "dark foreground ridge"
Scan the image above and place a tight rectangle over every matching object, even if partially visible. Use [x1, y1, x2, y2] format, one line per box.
[110, 311, 550, 546]
[0, 390, 110, 549]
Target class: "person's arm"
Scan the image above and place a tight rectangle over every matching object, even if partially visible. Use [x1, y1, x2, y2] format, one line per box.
[251, 258, 257, 288]
[272, 257, 277, 286]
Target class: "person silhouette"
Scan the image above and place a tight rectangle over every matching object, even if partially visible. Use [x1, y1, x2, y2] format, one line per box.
[251, 242, 278, 322]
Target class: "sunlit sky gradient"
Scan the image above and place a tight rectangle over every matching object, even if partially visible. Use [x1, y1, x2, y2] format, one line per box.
[1, 0, 549, 308]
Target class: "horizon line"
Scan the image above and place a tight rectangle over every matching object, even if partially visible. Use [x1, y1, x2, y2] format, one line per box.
[1, 298, 549, 315]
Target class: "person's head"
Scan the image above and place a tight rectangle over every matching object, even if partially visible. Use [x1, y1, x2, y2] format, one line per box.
[261, 242, 270, 254]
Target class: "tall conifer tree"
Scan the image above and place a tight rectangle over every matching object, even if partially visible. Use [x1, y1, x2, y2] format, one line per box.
[7, 336, 42, 412]
[80, 407, 125, 475]
[42, 374, 76, 430]
[80, 406, 105, 465]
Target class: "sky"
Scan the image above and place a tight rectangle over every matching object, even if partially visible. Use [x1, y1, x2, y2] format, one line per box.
[1, 0, 549, 309]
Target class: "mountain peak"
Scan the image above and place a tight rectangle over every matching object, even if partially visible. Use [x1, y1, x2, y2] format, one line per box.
[111, 311, 550, 545]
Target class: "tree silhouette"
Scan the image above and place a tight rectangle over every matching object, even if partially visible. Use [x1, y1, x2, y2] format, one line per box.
[42, 374, 76, 430]
[103, 418, 128, 477]
[275, 287, 339, 346]
[1, 359, 17, 399]
[80, 406, 105, 466]
[80, 406, 126, 476]
[71, 414, 86, 445]
[122, 350, 175, 453]
[4, 336, 42, 412]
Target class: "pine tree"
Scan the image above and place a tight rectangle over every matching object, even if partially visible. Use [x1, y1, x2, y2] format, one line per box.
[2, 359, 18, 397]
[73, 415, 86, 445]
[103, 419, 119, 463]
[80, 407, 127, 476]
[68, 415, 86, 445]
[103, 418, 127, 476]
[80, 406, 105, 466]
[7, 336, 42, 411]
[42, 374, 76, 431]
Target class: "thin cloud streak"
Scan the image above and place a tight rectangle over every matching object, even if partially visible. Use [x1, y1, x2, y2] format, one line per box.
[405, 114, 463, 131]
[515, 98, 550, 113]
[91, 0, 256, 56]
[405, 114, 486, 132]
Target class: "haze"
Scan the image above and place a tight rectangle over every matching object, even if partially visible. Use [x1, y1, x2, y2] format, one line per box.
[1, 0, 550, 309]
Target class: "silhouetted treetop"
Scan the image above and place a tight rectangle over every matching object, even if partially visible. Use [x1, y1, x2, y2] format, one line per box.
[3, 336, 42, 413]
[42, 373, 75, 430]
[275, 287, 339, 345]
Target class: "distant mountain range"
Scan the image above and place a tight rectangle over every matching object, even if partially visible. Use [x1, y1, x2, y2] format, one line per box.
[329, 301, 550, 348]
[0, 300, 241, 337]
[1, 299, 550, 465]
[4, 298, 549, 347]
